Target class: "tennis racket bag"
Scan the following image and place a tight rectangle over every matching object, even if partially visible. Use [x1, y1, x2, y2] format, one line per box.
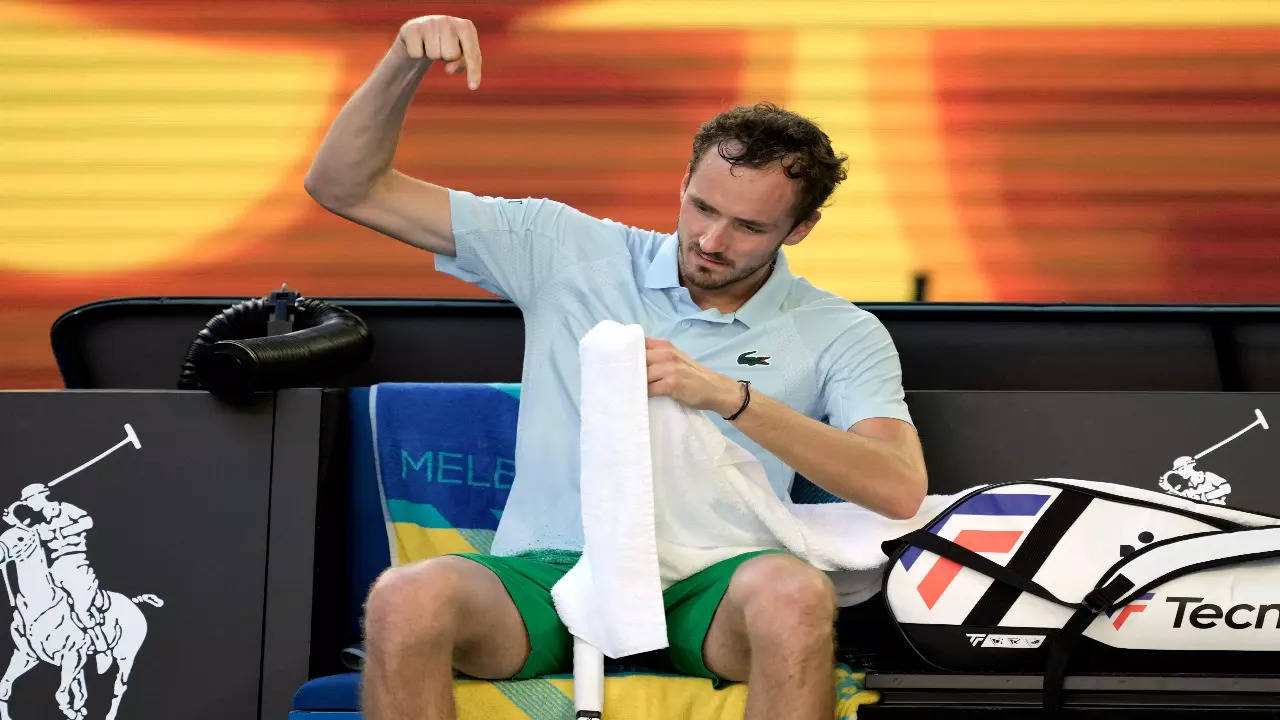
[881, 480, 1280, 708]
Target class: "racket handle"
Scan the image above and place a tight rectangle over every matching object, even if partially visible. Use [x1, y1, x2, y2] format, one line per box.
[573, 636, 604, 718]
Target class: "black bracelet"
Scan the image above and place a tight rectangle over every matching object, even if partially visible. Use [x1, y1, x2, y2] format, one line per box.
[723, 380, 751, 421]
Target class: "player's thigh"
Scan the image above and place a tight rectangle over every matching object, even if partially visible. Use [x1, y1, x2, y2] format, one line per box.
[446, 553, 579, 680]
[437, 555, 533, 679]
[365, 555, 531, 679]
[702, 553, 834, 680]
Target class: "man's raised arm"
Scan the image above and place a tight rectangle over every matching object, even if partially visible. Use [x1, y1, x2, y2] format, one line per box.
[303, 15, 482, 257]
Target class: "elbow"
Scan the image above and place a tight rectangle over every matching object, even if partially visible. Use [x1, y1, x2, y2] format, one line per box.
[303, 170, 344, 210]
[302, 172, 324, 205]
[303, 167, 372, 212]
[884, 469, 928, 521]
[884, 498, 921, 521]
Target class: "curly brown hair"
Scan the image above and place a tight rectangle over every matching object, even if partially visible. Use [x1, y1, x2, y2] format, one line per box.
[688, 102, 848, 227]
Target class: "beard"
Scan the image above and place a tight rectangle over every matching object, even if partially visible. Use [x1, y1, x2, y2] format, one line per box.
[676, 227, 782, 291]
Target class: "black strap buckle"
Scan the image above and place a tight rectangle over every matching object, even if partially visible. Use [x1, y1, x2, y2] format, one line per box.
[1081, 575, 1135, 614]
[1080, 588, 1112, 614]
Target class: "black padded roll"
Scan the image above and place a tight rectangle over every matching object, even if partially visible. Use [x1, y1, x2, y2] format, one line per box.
[179, 296, 372, 399]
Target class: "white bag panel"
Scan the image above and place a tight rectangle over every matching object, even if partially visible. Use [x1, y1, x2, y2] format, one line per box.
[1103, 527, 1280, 595]
[996, 593, 1074, 630]
[1000, 503, 1219, 627]
[1083, 558, 1280, 650]
[1053, 479, 1277, 529]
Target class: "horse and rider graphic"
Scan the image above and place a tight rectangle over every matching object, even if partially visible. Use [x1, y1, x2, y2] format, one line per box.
[0, 424, 161, 720]
[1156, 408, 1268, 506]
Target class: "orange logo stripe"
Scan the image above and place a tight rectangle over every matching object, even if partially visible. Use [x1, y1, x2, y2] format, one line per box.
[917, 529, 1022, 609]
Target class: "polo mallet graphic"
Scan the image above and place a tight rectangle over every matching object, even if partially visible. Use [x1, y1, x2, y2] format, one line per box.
[48, 423, 142, 488]
[1159, 409, 1267, 497]
[1192, 409, 1268, 462]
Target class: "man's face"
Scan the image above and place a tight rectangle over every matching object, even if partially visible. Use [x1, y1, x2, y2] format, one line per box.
[676, 149, 817, 293]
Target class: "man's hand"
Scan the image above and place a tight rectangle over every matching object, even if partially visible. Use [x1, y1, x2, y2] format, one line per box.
[645, 338, 744, 417]
[398, 15, 482, 90]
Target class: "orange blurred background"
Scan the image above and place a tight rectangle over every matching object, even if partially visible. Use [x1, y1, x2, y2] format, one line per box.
[4, 0, 1280, 388]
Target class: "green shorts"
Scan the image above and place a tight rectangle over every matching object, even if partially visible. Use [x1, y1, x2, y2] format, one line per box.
[452, 548, 785, 682]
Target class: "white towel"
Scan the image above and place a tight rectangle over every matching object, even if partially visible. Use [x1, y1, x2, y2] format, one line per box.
[552, 320, 959, 662]
[649, 380, 959, 606]
[552, 321, 668, 659]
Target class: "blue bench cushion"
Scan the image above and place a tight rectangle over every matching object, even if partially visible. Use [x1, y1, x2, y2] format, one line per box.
[294, 673, 360, 711]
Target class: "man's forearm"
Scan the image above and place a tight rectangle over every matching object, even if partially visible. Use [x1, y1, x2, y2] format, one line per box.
[304, 40, 430, 208]
[715, 382, 926, 519]
[57, 518, 92, 538]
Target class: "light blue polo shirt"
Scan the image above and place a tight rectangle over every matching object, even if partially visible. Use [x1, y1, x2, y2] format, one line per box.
[437, 190, 912, 556]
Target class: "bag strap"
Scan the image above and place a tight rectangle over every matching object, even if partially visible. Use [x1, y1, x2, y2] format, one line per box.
[1042, 574, 1135, 712]
[1101, 526, 1280, 606]
[894, 529, 1078, 610]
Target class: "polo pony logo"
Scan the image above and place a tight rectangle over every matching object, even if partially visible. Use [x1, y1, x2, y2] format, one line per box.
[0, 424, 163, 720]
[1157, 408, 1268, 505]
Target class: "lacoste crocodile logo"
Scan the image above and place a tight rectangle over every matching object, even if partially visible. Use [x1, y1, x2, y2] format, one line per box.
[737, 351, 770, 366]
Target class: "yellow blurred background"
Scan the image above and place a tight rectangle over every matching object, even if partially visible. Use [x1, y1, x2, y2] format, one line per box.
[3, 0, 1280, 388]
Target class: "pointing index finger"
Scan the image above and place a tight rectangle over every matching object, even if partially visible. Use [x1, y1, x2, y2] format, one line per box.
[456, 20, 482, 90]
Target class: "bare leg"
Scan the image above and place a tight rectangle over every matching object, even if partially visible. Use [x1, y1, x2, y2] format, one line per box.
[703, 554, 837, 720]
[361, 556, 531, 720]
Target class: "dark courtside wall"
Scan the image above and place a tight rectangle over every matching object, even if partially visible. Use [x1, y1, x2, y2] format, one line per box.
[51, 298, 1280, 393]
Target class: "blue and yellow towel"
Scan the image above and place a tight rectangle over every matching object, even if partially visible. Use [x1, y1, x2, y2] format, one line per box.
[453, 665, 877, 719]
[370, 382, 520, 563]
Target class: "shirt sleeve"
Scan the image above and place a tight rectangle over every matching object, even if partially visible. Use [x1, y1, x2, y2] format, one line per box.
[819, 313, 913, 431]
[435, 189, 626, 307]
[58, 503, 88, 523]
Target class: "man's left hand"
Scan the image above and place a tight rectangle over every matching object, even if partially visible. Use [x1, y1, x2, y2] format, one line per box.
[645, 338, 743, 417]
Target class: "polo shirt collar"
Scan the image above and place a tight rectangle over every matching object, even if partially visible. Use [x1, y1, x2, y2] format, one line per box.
[643, 235, 793, 328]
[733, 250, 793, 328]
[644, 234, 681, 289]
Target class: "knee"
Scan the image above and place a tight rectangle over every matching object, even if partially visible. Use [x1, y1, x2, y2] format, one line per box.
[364, 556, 471, 645]
[736, 556, 836, 645]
